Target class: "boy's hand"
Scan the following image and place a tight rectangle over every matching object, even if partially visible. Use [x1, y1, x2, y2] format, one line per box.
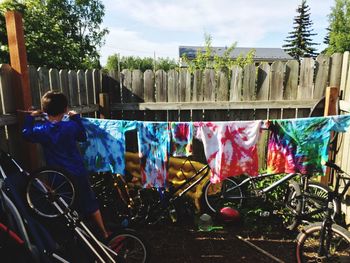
[68, 110, 78, 117]
[30, 110, 43, 117]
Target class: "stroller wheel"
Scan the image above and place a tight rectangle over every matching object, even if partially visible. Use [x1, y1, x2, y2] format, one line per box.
[26, 168, 75, 218]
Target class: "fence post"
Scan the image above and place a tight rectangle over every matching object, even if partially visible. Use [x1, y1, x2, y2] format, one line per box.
[99, 93, 110, 119]
[5, 11, 38, 171]
[322, 86, 339, 185]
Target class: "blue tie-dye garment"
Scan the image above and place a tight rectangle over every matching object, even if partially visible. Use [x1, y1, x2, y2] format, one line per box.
[137, 122, 170, 188]
[79, 118, 137, 174]
[267, 114, 350, 175]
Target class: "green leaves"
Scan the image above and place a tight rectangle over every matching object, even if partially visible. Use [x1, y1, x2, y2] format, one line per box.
[0, 0, 107, 69]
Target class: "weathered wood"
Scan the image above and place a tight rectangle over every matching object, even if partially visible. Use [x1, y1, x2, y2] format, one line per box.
[242, 64, 256, 101]
[68, 70, 79, 106]
[257, 63, 270, 100]
[217, 71, 229, 101]
[329, 53, 343, 88]
[340, 51, 349, 92]
[49, 68, 60, 90]
[0, 64, 16, 113]
[28, 65, 40, 108]
[85, 69, 95, 104]
[132, 69, 144, 102]
[314, 54, 330, 99]
[178, 68, 187, 102]
[92, 69, 101, 104]
[111, 99, 317, 111]
[59, 69, 70, 101]
[77, 70, 87, 105]
[0, 114, 17, 126]
[107, 70, 121, 104]
[155, 70, 167, 102]
[230, 66, 242, 101]
[144, 70, 155, 102]
[270, 61, 284, 100]
[167, 69, 178, 102]
[99, 93, 110, 119]
[193, 70, 203, 102]
[203, 69, 216, 101]
[284, 60, 299, 100]
[38, 67, 50, 96]
[298, 58, 315, 99]
[122, 69, 132, 103]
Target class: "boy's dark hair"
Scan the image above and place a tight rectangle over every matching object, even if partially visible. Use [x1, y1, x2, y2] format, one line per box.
[41, 91, 68, 116]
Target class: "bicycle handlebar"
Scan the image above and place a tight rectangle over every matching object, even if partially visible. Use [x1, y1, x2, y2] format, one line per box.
[323, 161, 343, 173]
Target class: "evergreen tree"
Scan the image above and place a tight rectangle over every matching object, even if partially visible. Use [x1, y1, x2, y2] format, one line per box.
[324, 0, 350, 55]
[283, 0, 319, 60]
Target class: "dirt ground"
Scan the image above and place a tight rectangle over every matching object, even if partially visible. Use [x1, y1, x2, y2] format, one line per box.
[135, 217, 297, 263]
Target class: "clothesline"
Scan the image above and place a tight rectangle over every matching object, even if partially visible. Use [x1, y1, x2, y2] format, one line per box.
[78, 114, 350, 188]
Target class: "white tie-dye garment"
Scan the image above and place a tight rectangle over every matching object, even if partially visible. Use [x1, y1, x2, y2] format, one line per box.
[195, 121, 262, 183]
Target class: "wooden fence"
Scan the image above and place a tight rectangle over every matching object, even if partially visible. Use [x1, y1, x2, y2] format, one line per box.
[1, 51, 350, 221]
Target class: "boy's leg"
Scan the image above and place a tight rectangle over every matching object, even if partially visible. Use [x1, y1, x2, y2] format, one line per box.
[90, 209, 109, 239]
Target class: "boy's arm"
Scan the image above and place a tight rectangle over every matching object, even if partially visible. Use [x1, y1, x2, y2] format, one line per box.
[69, 113, 87, 142]
[22, 114, 47, 143]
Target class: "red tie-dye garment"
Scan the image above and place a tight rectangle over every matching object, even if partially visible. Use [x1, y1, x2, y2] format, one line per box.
[194, 121, 262, 183]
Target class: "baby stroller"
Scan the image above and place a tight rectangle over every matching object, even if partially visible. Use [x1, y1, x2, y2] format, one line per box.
[0, 149, 149, 263]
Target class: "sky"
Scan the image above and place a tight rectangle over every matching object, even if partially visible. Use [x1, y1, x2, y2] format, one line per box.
[100, 0, 334, 66]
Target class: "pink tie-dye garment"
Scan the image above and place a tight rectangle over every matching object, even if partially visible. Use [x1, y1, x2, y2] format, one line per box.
[194, 121, 262, 183]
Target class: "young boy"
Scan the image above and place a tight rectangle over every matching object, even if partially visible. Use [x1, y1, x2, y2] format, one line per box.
[22, 90, 109, 239]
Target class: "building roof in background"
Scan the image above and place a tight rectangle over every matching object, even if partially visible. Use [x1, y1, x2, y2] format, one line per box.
[179, 46, 294, 61]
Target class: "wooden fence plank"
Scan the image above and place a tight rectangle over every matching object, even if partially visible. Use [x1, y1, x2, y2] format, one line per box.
[167, 69, 178, 102]
[132, 69, 144, 102]
[242, 64, 256, 101]
[217, 71, 229, 101]
[230, 66, 242, 101]
[28, 65, 40, 109]
[340, 51, 349, 93]
[257, 63, 270, 100]
[77, 70, 87, 105]
[68, 70, 79, 107]
[329, 53, 343, 88]
[178, 68, 187, 102]
[270, 61, 284, 100]
[298, 58, 315, 99]
[144, 70, 155, 102]
[38, 67, 50, 96]
[203, 69, 216, 102]
[314, 54, 330, 99]
[122, 69, 132, 103]
[284, 60, 299, 100]
[49, 68, 59, 90]
[193, 70, 203, 102]
[0, 64, 16, 113]
[155, 69, 167, 121]
[59, 69, 70, 102]
[85, 69, 95, 105]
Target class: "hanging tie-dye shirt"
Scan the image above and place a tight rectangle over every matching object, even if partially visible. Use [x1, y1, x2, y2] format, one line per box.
[137, 122, 170, 188]
[195, 121, 262, 183]
[170, 122, 193, 157]
[267, 115, 350, 175]
[79, 118, 137, 174]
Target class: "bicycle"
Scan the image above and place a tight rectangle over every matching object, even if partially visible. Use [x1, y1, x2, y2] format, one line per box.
[0, 149, 149, 263]
[295, 161, 350, 262]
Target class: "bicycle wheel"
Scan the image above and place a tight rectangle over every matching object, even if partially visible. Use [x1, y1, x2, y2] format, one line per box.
[107, 228, 150, 263]
[202, 177, 244, 213]
[281, 180, 302, 231]
[26, 168, 75, 218]
[296, 222, 350, 263]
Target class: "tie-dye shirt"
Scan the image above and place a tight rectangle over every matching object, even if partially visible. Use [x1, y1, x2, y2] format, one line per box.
[195, 121, 262, 183]
[137, 122, 170, 188]
[170, 122, 193, 157]
[79, 118, 137, 174]
[267, 115, 350, 175]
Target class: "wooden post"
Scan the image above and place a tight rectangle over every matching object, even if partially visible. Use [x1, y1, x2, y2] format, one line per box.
[322, 86, 339, 185]
[5, 11, 38, 171]
[99, 93, 110, 119]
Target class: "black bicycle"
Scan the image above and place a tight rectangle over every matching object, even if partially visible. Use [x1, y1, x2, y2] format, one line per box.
[295, 161, 350, 262]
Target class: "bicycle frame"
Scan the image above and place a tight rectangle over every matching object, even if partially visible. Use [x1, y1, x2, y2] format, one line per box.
[224, 172, 298, 201]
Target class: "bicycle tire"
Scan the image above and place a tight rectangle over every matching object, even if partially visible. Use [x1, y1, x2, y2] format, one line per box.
[202, 177, 244, 214]
[296, 222, 350, 263]
[107, 228, 150, 263]
[26, 168, 75, 218]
